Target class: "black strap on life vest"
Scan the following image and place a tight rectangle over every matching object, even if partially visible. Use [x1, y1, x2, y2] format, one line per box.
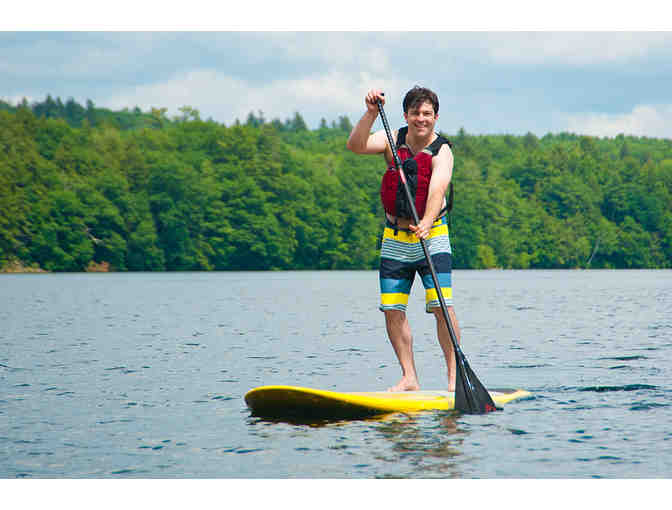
[396, 126, 453, 154]
[396, 127, 454, 221]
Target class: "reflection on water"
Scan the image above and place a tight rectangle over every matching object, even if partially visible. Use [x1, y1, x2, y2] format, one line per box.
[372, 412, 465, 478]
[247, 410, 467, 478]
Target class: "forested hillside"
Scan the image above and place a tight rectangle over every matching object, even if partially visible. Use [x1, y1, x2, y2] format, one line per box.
[1, 97, 671, 271]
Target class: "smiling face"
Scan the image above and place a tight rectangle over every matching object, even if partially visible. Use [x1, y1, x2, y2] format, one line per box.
[404, 100, 438, 138]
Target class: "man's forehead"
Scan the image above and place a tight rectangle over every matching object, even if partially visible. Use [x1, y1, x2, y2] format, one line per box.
[408, 101, 436, 114]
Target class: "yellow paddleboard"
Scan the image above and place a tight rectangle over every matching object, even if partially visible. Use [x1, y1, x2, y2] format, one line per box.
[245, 385, 531, 419]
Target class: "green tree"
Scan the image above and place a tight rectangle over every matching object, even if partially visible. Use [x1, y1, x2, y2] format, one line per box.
[2, 103, 672, 272]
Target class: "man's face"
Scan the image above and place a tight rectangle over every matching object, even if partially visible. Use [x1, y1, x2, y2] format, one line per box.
[404, 101, 438, 137]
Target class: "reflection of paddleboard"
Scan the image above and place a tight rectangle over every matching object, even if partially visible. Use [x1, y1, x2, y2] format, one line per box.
[245, 385, 531, 419]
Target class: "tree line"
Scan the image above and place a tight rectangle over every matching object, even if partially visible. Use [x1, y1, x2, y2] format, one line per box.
[1, 96, 671, 272]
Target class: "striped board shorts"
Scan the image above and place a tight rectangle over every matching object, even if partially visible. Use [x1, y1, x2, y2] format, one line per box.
[379, 216, 453, 313]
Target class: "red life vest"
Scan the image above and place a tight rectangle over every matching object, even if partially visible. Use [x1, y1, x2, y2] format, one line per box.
[380, 126, 453, 220]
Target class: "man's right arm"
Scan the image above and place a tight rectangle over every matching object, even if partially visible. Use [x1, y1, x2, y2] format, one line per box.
[346, 112, 388, 155]
[346, 89, 390, 155]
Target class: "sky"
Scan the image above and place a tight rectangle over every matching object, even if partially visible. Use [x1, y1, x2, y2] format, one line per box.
[3, 4, 672, 138]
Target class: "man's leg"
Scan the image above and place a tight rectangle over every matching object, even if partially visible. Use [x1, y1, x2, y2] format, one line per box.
[379, 220, 419, 392]
[420, 217, 457, 390]
[384, 309, 420, 392]
[433, 306, 460, 392]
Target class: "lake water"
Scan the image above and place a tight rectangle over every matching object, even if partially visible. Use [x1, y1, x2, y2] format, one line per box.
[1, 270, 671, 479]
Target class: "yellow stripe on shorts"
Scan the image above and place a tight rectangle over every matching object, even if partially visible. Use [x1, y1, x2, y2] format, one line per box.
[425, 287, 453, 303]
[380, 292, 410, 307]
[382, 220, 448, 244]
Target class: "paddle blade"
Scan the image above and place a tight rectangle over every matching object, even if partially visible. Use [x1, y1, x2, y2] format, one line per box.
[454, 347, 498, 414]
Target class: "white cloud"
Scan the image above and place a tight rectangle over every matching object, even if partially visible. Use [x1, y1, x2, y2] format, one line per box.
[103, 68, 408, 126]
[481, 32, 672, 66]
[1, 94, 36, 104]
[564, 104, 672, 138]
[255, 33, 391, 70]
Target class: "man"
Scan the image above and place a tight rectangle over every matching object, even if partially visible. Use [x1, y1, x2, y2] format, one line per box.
[346, 86, 460, 392]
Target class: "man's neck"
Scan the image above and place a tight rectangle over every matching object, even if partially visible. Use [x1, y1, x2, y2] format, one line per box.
[406, 128, 436, 153]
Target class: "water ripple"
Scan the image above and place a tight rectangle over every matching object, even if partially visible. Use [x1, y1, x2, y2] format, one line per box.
[578, 384, 659, 393]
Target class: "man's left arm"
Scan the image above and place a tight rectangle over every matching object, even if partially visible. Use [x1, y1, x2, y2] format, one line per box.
[409, 144, 453, 239]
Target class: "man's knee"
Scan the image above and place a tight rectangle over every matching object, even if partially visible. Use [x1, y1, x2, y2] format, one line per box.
[384, 309, 406, 326]
[432, 306, 453, 322]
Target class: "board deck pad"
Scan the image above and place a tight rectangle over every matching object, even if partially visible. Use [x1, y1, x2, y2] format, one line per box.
[245, 385, 531, 419]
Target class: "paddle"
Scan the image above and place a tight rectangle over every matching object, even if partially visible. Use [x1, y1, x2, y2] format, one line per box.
[376, 98, 497, 414]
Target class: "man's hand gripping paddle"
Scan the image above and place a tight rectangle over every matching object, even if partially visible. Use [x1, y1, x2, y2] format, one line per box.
[376, 97, 497, 414]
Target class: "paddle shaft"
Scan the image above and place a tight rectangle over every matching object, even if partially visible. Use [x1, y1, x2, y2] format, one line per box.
[376, 100, 459, 352]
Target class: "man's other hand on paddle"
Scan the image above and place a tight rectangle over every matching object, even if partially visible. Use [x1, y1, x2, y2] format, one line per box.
[408, 219, 433, 240]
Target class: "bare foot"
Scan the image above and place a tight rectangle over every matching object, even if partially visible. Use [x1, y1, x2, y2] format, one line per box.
[387, 376, 420, 392]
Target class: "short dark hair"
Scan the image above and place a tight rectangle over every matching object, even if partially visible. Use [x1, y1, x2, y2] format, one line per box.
[403, 86, 439, 115]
